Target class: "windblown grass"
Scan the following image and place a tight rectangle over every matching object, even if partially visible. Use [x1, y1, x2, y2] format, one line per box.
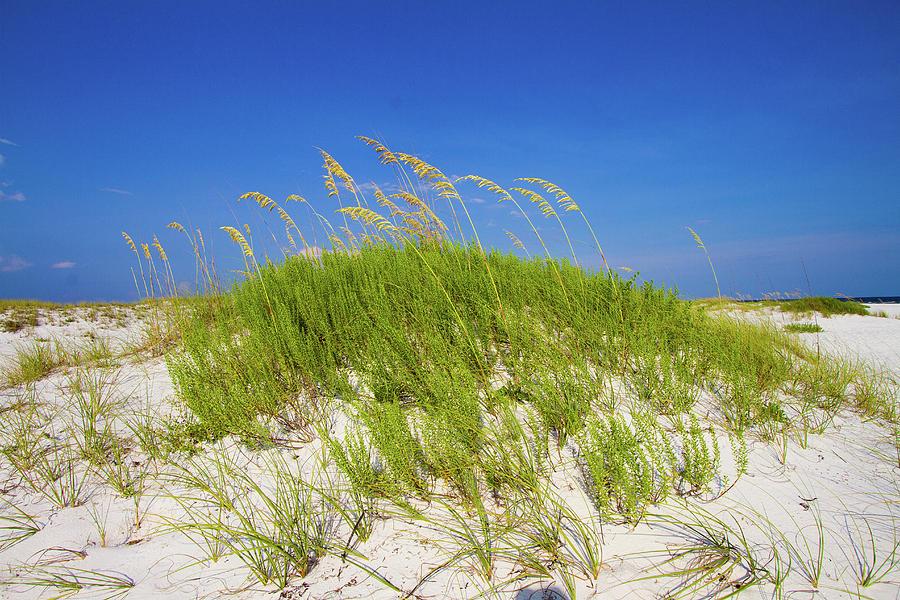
[779, 296, 869, 317]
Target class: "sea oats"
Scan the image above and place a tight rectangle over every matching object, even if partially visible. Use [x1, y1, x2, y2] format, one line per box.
[220, 226, 254, 258]
[122, 232, 137, 254]
[358, 135, 399, 165]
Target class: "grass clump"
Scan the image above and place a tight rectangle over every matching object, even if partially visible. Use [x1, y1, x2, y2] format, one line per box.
[784, 323, 823, 333]
[779, 296, 869, 317]
[162, 451, 356, 588]
[1, 308, 39, 332]
[161, 143, 892, 505]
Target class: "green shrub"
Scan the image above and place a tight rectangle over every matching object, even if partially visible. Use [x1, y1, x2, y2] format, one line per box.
[579, 414, 670, 522]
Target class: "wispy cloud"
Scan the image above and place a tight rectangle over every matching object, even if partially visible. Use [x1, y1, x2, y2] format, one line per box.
[302, 245, 324, 259]
[100, 187, 134, 196]
[0, 190, 25, 202]
[0, 254, 32, 272]
[52, 261, 76, 269]
[0, 138, 17, 147]
[469, 197, 487, 204]
[357, 181, 400, 194]
[613, 230, 900, 273]
[0, 154, 4, 166]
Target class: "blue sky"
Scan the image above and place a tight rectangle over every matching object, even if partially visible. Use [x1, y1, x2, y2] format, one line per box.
[1, 1, 898, 302]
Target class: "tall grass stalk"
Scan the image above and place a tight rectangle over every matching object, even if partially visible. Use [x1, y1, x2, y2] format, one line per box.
[687, 227, 721, 299]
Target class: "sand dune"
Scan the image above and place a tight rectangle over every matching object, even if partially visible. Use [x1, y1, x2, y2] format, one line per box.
[1, 303, 898, 599]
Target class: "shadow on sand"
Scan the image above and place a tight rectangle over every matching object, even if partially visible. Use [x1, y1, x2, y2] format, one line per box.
[514, 585, 569, 600]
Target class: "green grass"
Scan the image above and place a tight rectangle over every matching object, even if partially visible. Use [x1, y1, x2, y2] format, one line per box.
[159, 145, 897, 532]
[784, 323, 823, 333]
[779, 296, 869, 317]
[1, 308, 39, 332]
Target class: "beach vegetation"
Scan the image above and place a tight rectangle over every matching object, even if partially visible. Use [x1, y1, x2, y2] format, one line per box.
[784, 322, 823, 333]
[128, 140, 900, 592]
[0, 307, 39, 332]
[161, 450, 359, 589]
[779, 296, 869, 317]
[0, 496, 42, 551]
[12, 565, 135, 599]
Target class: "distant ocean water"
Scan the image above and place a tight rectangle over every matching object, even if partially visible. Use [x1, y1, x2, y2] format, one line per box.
[847, 296, 900, 304]
[739, 296, 900, 304]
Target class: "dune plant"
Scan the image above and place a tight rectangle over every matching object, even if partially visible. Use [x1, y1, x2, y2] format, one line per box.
[108, 138, 900, 596]
[784, 323, 823, 333]
[687, 227, 721, 299]
[849, 516, 900, 587]
[1, 342, 64, 387]
[579, 413, 671, 522]
[161, 449, 356, 588]
[86, 500, 111, 547]
[99, 441, 149, 528]
[65, 368, 123, 466]
[12, 566, 135, 599]
[0, 307, 38, 332]
[0, 386, 46, 470]
[15, 441, 87, 508]
[643, 503, 770, 600]
[672, 414, 721, 496]
[0, 497, 41, 551]
[780, 296, 869, 317]
[324, 423, 390, 500]
[504, 479, 605, 596]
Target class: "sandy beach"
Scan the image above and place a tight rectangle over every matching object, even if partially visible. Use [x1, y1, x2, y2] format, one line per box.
[1, 302, 898, 600]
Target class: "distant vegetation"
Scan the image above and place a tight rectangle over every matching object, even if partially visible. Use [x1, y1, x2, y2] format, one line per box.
[784, 323, 823, 333]
[777, 296, 869, 317]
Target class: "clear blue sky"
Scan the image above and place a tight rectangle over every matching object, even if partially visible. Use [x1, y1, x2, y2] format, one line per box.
[1, 1, 898, 302]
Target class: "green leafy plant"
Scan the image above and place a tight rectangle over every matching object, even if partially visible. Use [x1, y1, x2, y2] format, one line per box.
[578, 413, 670, 522]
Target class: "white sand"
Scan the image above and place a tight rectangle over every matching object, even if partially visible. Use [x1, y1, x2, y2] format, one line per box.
[740, 303, 900, 378]
[1, 304, 899, 599]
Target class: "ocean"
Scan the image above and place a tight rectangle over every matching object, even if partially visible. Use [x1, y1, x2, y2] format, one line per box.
[847, 296, 900, 304]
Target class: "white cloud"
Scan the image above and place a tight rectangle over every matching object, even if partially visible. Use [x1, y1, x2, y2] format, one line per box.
[469, 197, 487, 204]
[0, 154, 4, 166]
[0, 138, 17, 147]
[0, 255, 33, 272]
[52, 261, 76, 269]
[0, 190, 25, 202]
[302, 245, 324, 259]
[100, 187, 134, 196]
[357, 181, 401, 194]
